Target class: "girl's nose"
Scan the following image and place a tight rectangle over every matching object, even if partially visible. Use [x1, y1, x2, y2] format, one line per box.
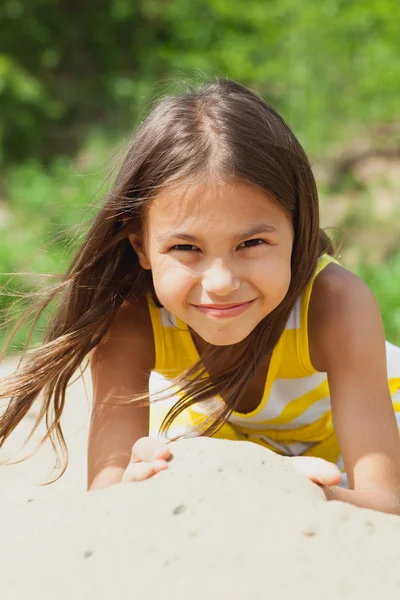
[201, 259, 240, 295]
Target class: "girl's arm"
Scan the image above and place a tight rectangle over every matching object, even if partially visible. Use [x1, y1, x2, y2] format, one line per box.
[309, 263, 400, 514]
[88, 297, 161, 490]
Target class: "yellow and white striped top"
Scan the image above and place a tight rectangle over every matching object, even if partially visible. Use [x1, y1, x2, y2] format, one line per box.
[148, 254, 400, 468]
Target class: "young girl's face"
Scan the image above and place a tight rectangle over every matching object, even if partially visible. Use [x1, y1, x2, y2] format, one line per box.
[130, 179, 294, 346]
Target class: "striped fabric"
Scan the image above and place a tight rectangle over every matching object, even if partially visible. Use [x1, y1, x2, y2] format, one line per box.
[147, 255, 400, 484]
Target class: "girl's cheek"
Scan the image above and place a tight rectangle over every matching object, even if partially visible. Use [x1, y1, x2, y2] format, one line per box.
[254, 263, 291, 306]
[153, 265, 196, 304]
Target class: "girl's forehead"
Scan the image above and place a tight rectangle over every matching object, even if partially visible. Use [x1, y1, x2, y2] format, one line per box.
[146, 179, 289, 230]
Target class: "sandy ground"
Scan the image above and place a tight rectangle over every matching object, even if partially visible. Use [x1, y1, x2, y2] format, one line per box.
[1, 358, 400, 600]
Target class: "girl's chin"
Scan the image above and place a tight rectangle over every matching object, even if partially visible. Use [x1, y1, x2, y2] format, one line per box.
[195, 329, 250, 347]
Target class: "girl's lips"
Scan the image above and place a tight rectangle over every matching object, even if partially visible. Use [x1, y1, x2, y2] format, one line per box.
[193, 299, 256, 318]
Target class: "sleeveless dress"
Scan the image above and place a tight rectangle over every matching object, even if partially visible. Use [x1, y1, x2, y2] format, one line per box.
[147, 255, 400, 486]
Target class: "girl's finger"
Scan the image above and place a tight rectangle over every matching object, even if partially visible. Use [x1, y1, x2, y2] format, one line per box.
[122, 459, 169, 482]
[131, 437, 172, 463]
[290, 456, 342, 486]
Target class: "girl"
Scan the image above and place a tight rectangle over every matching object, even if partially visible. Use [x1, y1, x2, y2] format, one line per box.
[1, 79, 400, 513]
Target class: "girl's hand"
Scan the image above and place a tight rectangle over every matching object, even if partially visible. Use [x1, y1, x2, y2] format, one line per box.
[121, 437, 172, 482]
[290, 456, 342, 486]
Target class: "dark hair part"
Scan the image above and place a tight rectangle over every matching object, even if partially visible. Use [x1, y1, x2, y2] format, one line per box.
[0, 79, 334, 476]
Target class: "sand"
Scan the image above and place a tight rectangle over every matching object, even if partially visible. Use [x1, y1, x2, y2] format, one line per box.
[1, 359, 400, 599]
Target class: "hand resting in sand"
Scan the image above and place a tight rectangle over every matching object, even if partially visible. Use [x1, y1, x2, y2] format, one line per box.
[121, 437, 172, 482]
[121, 437, 342, 487]
[290, 456, 342, 486]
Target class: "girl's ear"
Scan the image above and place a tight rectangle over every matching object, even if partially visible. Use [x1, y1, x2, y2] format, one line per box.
[128, 233, 151, 270]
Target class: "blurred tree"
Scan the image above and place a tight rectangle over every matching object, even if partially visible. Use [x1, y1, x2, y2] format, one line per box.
[0, 0, 170, 163]
[0, 0, 399, 165]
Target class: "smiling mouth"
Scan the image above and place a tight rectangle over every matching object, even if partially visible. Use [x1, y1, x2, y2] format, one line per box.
[192, 299, 256, 318]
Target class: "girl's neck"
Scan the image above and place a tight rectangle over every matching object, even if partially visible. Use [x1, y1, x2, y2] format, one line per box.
[189, 327, 264, 367]
[189, 328, 212, 356]
[189, 327, 271, 414]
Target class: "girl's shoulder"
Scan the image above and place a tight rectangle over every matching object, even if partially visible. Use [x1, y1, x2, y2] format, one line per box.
[308, 260, 380, 372]
[310, 259, 373, 317]
[91, 294, 155, 372]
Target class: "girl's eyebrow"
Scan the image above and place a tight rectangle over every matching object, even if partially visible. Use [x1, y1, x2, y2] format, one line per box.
[157, 224, 279, 244]
[233, 224, 279, 241]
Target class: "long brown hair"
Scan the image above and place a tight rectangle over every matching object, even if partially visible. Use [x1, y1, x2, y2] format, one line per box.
[0, 79, 334, 476]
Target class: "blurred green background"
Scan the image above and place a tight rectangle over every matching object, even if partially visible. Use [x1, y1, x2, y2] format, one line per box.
[0, 0, 399, 352]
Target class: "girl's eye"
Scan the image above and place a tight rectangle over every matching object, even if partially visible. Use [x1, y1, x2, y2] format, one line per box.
[170, 244, 199, 252]
[238, 238, 265, 249]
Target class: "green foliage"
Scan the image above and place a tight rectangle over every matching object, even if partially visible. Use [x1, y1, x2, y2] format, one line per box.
[355, 252, 400, 346]
[0, 0, 168, 163]
[1, 0, 400, 164]
[0, 132, 115, 351]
